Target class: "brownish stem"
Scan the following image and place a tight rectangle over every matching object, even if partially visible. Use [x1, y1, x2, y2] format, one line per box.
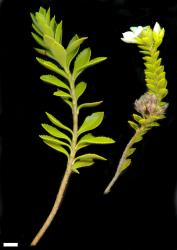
[30, 167, 72, 246]
[104, 129, 141, 194]
[30, 74, 78, 246]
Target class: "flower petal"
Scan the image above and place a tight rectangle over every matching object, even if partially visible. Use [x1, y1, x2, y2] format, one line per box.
[153, 22, 161, 33]
[130, 26, 139, 32]
[121, 31, 136, 43]
[135, 26, 144, 36]
[121, 26, 144, 43]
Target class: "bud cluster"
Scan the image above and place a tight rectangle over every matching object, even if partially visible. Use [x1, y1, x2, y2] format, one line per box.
[134, 93, 168, 117]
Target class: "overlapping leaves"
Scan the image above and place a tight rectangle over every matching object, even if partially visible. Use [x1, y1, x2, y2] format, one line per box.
[31, 6, 106, 74]
[119, 23, 168, 176]
[31, 7, 115, 174]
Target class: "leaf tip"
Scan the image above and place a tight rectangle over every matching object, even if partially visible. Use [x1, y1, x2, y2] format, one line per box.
[72, 168, 80, 174]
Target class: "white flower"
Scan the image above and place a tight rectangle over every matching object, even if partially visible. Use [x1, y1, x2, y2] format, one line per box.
[152, 22, 165, 46]
[153, 22, 161, 34]
[121, 26, 144, 43]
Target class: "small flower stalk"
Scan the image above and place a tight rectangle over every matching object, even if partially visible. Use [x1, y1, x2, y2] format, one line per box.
[104, 22, 168, 194]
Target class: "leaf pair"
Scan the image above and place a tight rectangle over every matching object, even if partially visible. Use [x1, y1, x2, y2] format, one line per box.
[40, 112, 72, 158]
[72, 112, 115, 173]
[72, 153, 107, 174]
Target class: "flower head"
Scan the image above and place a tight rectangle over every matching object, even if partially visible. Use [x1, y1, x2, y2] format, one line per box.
[121, 22, 165, 48]
[121, 26, 144, 43]
[134, 93, 168, 116]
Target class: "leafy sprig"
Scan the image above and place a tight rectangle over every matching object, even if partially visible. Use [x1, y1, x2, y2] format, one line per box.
[30, 6, 115, 245]
[104, 22, 168, 194]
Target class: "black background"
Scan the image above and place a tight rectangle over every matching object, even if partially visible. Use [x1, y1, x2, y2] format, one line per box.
[0, 0, 177, 249]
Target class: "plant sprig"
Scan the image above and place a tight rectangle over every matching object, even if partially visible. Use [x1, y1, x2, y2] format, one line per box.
[30, 6, 115, 246]
[104, 22, 168, 194]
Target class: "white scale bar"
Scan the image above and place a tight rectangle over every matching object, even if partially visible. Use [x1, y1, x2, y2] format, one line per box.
[3, 243, 18, 247]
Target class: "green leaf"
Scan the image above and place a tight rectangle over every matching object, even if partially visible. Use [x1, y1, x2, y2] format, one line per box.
[78, 101, 103, 111]
[128, 121, 139, 130]
[156, 66, 165, 76]
[76, 143, 88, 151]
[32, 23, 43, 36]
[67, 34, 79, 47]
[139, 45, 149, 51]
[72, 168, 80, 174]
[77, 133, 115, 148]
[75, 82, 87, 99]
[39, 135, 71, 150]
[154, 58, 162, 67]
[45, 112, 73, 134]
[75, 153, 107, 162]
[36, 58, 68, 79]
[41, 124, 71, 143]
[66, 36, 87, 59]
[140, 50, 150, 55]
[157, 78, 167, 88]
[145, 78, 156, 86]
[142, 55, 150, 61]
[148, 122, 160, 127]
[141, 37, 151, 45]
[67, 37, 87, 54]
[31, 13, 40, 29]
[132, 114, 142, 123]
[34, 48, 52, 58]
[40, 75, 70, 91]
[72, 160, 94, 174]
[46, 7, 51, 25]
[153, 51, 160, 59]
[66, 36, 87, 68]
[53, 90, 71, 98]
[139, 119, 147, 125]
[145, 71, 156, 79]
[55, 21, 62, 43]
[159, 88, 168, 98]
[43, 140, 69, 158]
[50, 16, 56, 32]
[74, 48, 91, 71]
[146, 83, 158, 92]
[31, 32, 45, 48]
[139, 128, 149, 135]
[35, 12, 53, 37]
[63, 99, 73, 109]
[119, 159, 131, 173]
[66, 34, 79, 66]
[39, 7, 46, 16]
[126, 148, 136, 157]
[78, 112, 104, 136]
[44, 35, 67, 68]
[160, 101, 168, 108]
[43, 25, 54, 37]
[67, 37, 87, 50]
[74, 57, 107, 78]
[134, 135, 143, 143]
[35, 12, 46, 31]
[144, 62, 155, 72]
[151, 114, 166, 120]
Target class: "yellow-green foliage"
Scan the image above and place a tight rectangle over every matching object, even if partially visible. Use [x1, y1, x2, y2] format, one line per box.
[104, 23, 168, 194]
[123, 23, 168, 173]
[31, 7, 115, 174]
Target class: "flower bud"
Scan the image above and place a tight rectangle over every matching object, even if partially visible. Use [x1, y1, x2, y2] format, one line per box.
[135, 93, 168, 116]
